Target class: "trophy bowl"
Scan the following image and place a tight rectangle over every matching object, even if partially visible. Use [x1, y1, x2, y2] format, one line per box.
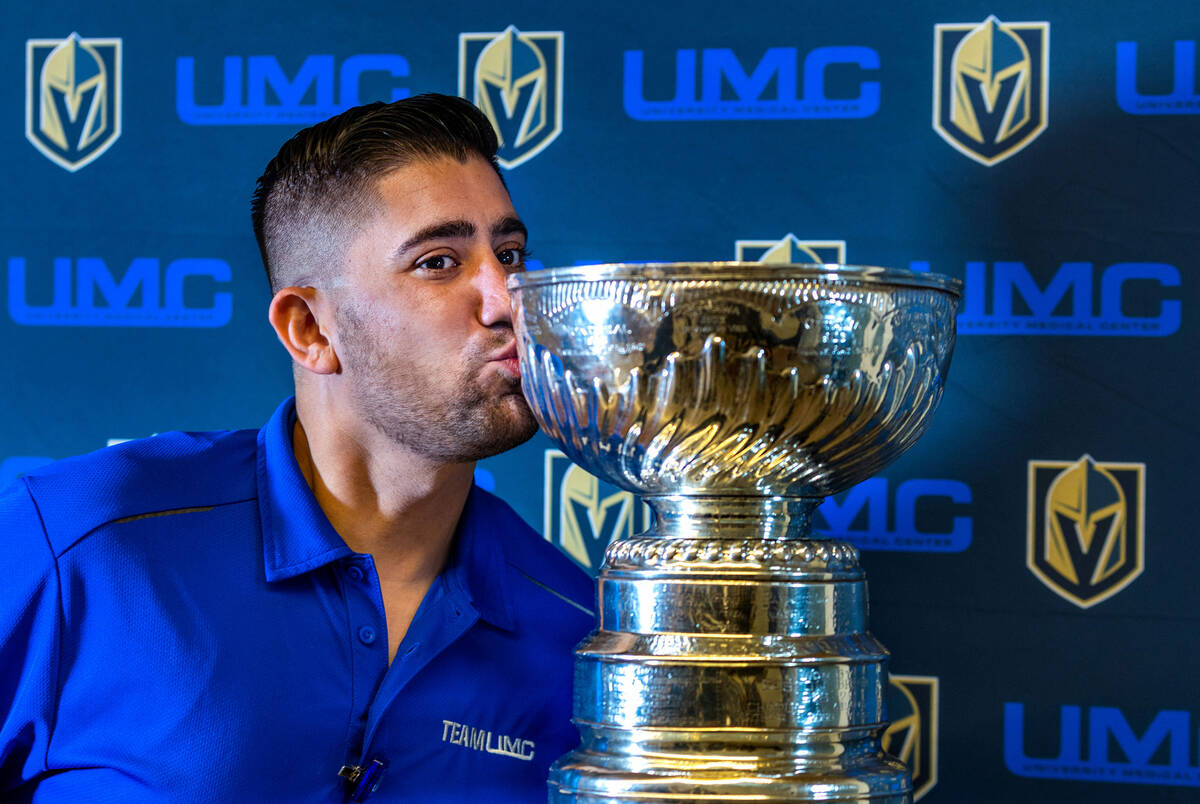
[512, 262, 959, 499]
[509, 263, 962, 803]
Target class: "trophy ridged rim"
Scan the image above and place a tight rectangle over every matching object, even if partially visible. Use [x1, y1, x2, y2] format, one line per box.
[508, 262, 963, 296]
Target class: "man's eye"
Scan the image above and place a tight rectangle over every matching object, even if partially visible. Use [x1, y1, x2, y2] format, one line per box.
[417, 255, 459, 272]
[497, 247, 529, 268]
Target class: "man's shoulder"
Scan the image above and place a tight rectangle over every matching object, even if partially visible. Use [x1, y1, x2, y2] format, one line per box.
[470, 487, 595, 616]
[12, 428, 259, 556]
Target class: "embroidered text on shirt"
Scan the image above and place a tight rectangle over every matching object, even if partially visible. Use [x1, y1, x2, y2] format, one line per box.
[441, 719, 535, 761]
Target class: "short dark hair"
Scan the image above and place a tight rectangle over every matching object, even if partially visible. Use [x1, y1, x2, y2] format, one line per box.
[251, 93, 503, 293]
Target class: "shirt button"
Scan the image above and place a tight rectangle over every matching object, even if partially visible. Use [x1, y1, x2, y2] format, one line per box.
[358, 626, 377, 645]
[347, 565, 365, 582]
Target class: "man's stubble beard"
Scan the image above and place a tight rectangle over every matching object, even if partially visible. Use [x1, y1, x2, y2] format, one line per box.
[336, 303, 539, 464]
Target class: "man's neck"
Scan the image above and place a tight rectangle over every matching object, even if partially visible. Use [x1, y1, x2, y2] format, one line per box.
[291, 395, 474, 584]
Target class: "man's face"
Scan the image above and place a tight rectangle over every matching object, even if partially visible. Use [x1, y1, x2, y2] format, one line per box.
[331, 154, 538, 463]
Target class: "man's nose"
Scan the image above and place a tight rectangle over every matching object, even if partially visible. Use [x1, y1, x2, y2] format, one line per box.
[477, 257, 514, 327]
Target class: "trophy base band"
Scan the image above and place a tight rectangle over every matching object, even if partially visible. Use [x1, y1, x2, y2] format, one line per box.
[550, 751, 911, 802]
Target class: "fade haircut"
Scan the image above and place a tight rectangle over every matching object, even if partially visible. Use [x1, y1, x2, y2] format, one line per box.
[251, 93, 504, 293]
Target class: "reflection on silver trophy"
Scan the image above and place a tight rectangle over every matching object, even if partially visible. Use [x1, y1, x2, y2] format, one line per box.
[509, 263, 962, 803]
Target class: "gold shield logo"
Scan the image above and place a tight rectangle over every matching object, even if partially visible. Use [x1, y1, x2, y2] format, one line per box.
[933, 15, 1048, 165]
[543, 450, 649, 571]
[883, 675, 939, 801]
[734, 234, 846, 264]
[1027, 455, 1145, 608]
[459, 25, 563, 169]
[26, 33, 122, 171]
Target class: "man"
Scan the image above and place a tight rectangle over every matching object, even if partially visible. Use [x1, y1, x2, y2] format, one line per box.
[0, 94, 594, 802]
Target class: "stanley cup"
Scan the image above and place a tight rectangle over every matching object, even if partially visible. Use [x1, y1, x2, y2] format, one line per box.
[508, 263, 963, 803]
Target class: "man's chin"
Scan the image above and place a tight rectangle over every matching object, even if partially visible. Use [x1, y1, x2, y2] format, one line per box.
[452, 395, 537, 463]
[487, 401, 540, 454]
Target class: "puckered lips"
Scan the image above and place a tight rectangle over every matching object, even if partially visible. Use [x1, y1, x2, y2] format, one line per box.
[488, 343, 521, 381]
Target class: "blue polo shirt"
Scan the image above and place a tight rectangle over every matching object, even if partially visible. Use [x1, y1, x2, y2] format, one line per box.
[0, 398, 594, 803]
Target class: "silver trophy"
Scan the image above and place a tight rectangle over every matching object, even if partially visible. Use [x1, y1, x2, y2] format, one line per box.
[509, 263, 962, 803]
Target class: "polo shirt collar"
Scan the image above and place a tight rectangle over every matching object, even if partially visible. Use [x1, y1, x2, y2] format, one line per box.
[256, 398, 517, 632]
[257, 398, 354, 582]
[444, 485, 516, 632]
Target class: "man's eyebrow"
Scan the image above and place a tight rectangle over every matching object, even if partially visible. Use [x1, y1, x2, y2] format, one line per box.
[492, 216, 528, 241]
[395, 219, 475, 255]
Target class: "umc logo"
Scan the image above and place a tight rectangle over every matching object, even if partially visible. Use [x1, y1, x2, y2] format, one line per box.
[544, 450, 649, 572]
[883, 675, 939, 801]
[933, 16, 1048, 165]
[1117, 40, 1200, 114]
[176, 53, 410, 124]
[459, 26, 563, 169]
[8, 257, 233, 327]
[1027, 456, 1145, 608]
[26, 33, 121, 171]
[624, 44, 880, 120]
[816, 477, 972, 552]
[1005, 704, 1200, 788]
[950, 260, 1181, 337]
[734, 234, 845, 265]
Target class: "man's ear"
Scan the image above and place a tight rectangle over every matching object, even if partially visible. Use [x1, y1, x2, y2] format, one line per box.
[268, 286, 340, 375]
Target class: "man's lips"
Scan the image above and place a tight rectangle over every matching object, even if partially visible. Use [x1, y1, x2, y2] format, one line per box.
[489, 345, 521, 378]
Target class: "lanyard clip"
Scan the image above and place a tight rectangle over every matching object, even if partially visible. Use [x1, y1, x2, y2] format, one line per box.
[339, 755, 387, 802]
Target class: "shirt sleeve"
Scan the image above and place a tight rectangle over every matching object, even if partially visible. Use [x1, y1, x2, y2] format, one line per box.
[0, 478, 61, 791]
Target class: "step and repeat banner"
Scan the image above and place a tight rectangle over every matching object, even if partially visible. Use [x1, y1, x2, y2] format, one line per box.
[2, 2, 1195, 801]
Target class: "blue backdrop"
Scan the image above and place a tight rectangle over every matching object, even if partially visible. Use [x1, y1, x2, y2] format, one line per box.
[4, 2, 1197, 801]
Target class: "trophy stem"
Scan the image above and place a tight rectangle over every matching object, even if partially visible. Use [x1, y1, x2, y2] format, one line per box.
[644, 495, 818, 541]
[549, 493, 910, 803]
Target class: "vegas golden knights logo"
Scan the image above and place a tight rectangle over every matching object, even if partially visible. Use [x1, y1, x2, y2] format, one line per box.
[459, 25, 563, 169]
[26, 33, 122, 171]
[933, 16, 1048, 166]
[1027, 456, 1145, 608]
[883, 675, 939, 801]
[544, 450, 650, 572]
[734, 234, 846, 265]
